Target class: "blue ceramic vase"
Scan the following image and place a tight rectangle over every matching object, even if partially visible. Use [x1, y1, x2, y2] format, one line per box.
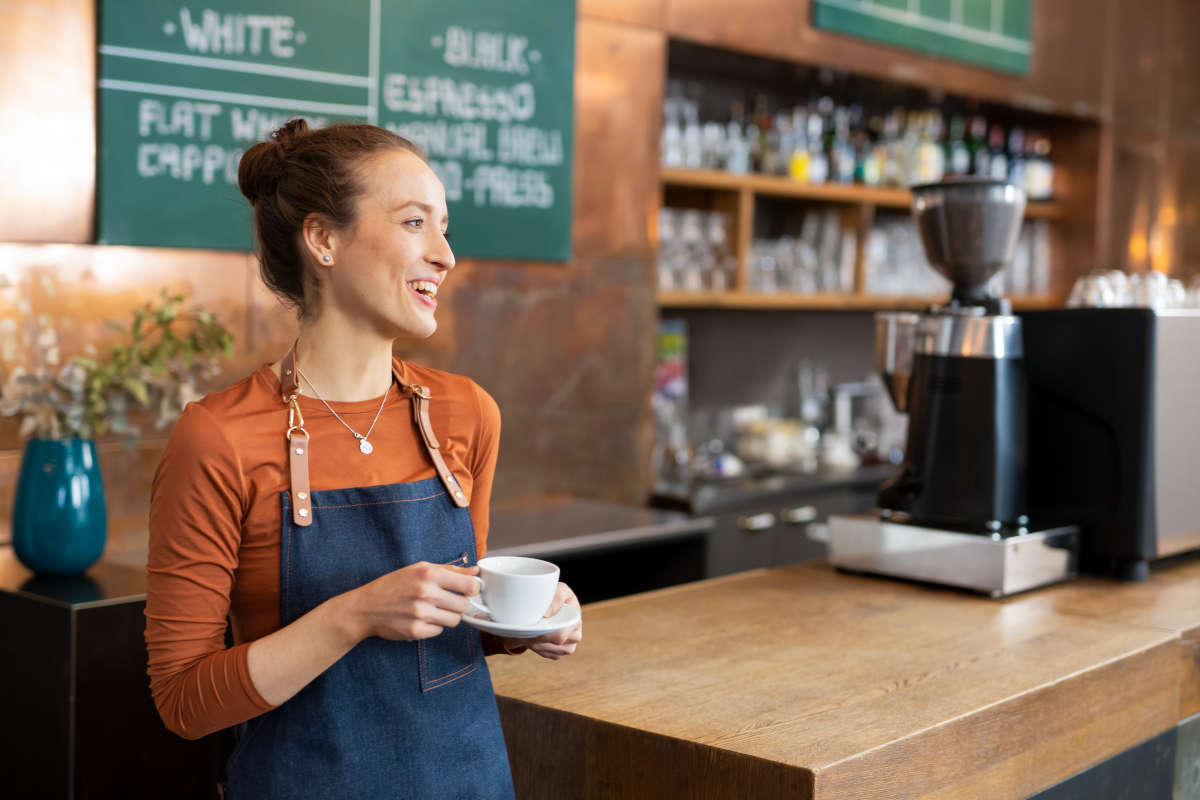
[12, 438, 107, 576]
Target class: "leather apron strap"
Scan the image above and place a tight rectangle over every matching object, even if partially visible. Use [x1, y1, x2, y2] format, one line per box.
[279, 343, 469, 527]
[280, 347, 312, 527]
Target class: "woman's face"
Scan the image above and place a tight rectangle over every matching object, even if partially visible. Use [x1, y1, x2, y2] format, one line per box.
[321, 149, 455, 339]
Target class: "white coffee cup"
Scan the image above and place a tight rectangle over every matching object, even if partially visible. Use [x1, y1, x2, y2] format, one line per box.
[470, 556, 559, 625]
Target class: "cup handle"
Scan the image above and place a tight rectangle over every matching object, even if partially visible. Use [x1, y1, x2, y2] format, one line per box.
[468, 576, 489, 616]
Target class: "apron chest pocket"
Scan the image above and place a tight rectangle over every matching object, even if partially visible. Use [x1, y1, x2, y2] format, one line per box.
[418, 624, 478, 691]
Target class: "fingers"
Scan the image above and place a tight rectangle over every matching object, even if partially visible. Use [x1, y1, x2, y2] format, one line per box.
[430, 563, 481, 596]
[529, 628, 581, 659]
[417, 582, 473, 616]
[529, 644, 575, 660]
[526, 621, 583, 660]
[416, 602, 464, 629]
[409, 621, 446, 641]
[544, 581, 578, 617]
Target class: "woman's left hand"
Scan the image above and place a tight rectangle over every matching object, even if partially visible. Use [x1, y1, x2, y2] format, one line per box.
[505, 582, 582, 660]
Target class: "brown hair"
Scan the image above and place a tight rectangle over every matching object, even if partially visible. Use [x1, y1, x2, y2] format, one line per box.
[237, 119, 425, 317]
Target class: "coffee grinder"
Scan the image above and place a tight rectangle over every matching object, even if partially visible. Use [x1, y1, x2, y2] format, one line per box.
[829, 178, 1077, 597]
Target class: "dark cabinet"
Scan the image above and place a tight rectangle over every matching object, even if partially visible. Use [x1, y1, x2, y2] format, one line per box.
[704, 485, 878, 578]
[0, 554, 224, 800]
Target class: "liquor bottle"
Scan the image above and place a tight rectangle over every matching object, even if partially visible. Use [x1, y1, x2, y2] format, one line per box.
[774, 112, 793, 177]
[915, 112, 945, 184]
[788, 107, 810, 181]
[945, 115, 971, 177]
[806, 110, 828, 184]
[1027, 134, 1055, 199]
[882, 110, 905, 187]
[725, 104, 751, 175]
[900, 110, 922, 185]
[831, 107, 856, 183]
[854, 116, 879, 186]
[746, 121, 762, 174]
[1007, 127, 1026, 191]
[865, 114, 887, 187]
[682, 101, 703, 169]
[968, 116, 989, 176]
[661, 95, 684, 168]
[750, 94, 771, 173]
[987, 124, 1008, 182]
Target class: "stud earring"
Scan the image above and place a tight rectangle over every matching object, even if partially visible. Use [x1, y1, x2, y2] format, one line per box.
[322, 254, 332, 263]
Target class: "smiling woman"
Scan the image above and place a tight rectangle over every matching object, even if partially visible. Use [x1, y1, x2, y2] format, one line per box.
[143, 120, 582, 800]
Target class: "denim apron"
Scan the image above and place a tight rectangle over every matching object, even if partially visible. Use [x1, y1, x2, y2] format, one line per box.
[223, 350, 515, 799]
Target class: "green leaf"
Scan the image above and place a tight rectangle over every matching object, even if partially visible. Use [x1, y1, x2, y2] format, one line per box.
[121, 377, 149, 406]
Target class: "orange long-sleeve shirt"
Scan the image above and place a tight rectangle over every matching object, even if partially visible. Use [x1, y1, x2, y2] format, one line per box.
[145, 359, 501, 740]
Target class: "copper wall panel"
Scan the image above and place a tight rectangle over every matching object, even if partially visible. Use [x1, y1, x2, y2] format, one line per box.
[1109, 0, 1170, 132]
[1167, 0, 1200, 138]
[0, 0, 95, 243]
[1167, 136, 1200, 278]
[1046, 122, 1102, 284]
[572, 18, 666, 259]
[0, 244, 257, 393]
[668, 0, 1110, 119]
[0, 243, 258, 548]
[1104, 131, 1167, 272]
[579, 0, 667, 29]
[393, 254, 656, 505]
[97, 441, 172, 557]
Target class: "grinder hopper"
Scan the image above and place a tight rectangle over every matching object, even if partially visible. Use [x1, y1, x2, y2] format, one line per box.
[910, 178, 1027, 309]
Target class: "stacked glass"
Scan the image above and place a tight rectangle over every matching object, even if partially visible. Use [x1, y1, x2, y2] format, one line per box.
[657, 208, 738, 292]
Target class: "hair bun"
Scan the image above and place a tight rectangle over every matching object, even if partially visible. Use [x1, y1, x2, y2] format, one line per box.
[237, 118, 310, 205]
[271, 118, 310, 154]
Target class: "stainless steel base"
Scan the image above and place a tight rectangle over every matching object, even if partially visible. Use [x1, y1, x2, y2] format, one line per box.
[828, 514, 1079, 597]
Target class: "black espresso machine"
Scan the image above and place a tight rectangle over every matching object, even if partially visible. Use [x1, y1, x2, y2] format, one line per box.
[1022, 307, 1200, 581]
[829, 178, 1079, 596]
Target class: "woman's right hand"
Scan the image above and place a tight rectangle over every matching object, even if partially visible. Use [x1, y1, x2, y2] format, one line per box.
[342, 562, 481, 643]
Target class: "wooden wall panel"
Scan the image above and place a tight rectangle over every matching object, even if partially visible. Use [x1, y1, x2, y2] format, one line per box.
[0, 0, 96, 243]
[665, 0, 804, 64]
[579, 0, 667, 29]
[571, 18, 666, 259]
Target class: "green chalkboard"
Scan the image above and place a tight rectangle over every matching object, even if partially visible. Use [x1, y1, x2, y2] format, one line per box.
[97, 0, 575, 261]
[812, 0, 1031, 75]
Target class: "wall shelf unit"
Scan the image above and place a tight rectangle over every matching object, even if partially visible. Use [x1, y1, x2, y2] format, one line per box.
[657, 167, 1065, 312]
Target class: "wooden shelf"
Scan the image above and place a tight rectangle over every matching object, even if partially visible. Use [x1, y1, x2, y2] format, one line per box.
[660, 167, 1063, 219]
[657, 291, 1061, 311]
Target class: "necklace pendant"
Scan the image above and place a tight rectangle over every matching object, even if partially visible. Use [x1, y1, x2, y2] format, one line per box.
[359, 438, 374, 455]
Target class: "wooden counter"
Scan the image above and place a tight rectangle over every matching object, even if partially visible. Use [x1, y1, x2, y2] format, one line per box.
[488, 561, 1200, 799]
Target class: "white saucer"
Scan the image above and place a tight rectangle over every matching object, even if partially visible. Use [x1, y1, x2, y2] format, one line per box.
[462, 602, 581, 639]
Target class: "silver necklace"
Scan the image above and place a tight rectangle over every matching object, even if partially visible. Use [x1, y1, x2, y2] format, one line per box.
[295, 367, 389, 455]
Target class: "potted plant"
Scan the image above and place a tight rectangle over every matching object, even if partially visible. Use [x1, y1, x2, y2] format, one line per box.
[2, 290, 233, 575]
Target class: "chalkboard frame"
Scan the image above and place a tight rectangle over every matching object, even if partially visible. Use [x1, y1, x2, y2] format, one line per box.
[812, 0, 1032, 76]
